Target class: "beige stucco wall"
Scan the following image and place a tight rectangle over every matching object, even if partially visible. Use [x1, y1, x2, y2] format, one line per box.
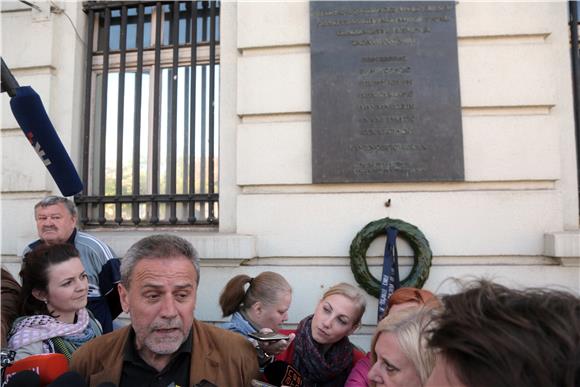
[1, 1, 86, 257]
[2, 1, 579, 350]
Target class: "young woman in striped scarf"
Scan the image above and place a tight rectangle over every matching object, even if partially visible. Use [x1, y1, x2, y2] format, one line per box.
[8, 244, 101, 361]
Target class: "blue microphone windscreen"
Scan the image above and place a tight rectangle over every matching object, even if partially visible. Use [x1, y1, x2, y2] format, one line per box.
[10, 86, 83, 196]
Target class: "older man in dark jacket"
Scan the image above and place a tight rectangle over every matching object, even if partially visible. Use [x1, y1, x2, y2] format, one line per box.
[71, 235, 258, 387]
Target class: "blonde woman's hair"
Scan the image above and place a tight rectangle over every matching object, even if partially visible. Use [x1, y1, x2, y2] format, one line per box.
[322, 282, 367, 326]
[371, 306, 439, 385]
[219, 271, 292, 317]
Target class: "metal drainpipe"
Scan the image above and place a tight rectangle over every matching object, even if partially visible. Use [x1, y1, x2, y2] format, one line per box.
[570, 1, 580, 215]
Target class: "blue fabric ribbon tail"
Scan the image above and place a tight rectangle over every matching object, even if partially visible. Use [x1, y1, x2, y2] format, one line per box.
[377, 226, 400, 322]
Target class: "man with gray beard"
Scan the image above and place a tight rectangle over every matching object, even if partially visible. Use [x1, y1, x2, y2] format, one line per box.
[71, 234, 259, 387]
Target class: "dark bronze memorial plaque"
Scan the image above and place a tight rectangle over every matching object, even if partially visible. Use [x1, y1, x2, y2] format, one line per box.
[310, 1, 464, 183]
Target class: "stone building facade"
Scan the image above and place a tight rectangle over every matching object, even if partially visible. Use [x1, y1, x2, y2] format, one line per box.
[2, 1, 579, 349]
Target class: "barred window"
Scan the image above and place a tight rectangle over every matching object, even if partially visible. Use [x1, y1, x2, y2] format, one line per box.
[78, 1, 219, 227]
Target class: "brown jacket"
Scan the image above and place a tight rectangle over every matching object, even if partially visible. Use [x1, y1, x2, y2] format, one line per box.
[70, 320, 259, 387]
[1, 268, 21, 347]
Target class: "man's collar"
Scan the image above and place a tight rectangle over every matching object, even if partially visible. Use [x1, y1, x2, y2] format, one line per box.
[66, 228, 77, 244]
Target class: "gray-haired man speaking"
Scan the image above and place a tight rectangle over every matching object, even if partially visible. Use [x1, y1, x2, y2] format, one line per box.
[71, 234, 259, 387]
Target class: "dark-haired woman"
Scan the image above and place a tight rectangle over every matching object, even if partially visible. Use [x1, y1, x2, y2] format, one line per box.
[219, 271, 293, 366]
[7, 244, 102, 361]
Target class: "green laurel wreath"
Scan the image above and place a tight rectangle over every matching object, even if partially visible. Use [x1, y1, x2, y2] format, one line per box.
[349, 217, 433, 298]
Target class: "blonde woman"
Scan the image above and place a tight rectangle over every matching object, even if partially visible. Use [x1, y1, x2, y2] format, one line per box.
[346, 288, 440, 387]
[367, 306, 439, 387]
[276, 282, 367, 386]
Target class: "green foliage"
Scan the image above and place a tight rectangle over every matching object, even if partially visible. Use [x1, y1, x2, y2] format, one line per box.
[349, 217, 433, 298]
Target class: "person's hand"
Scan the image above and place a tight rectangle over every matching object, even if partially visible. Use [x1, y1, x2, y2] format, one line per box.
[259, 334, 295, 356]
[256, 328, 295, 356]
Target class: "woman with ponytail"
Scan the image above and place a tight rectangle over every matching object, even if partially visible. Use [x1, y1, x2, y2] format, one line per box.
[219, 271, 293, 367]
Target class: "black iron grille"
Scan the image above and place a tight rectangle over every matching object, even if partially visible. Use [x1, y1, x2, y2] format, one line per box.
[78, 1, 219, 226]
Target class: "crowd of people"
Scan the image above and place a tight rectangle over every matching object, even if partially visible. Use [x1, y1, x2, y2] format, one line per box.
[1, 196, 579, 387]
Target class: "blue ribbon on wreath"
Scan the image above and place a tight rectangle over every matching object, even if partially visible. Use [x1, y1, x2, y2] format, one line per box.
[377, 226, 400, 321]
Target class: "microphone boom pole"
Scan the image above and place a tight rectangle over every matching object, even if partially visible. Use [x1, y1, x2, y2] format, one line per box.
[1, 57, 20, 97]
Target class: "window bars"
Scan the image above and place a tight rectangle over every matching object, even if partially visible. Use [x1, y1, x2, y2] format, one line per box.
[78, 1, 220, 226]
[570, 1, 580, 213]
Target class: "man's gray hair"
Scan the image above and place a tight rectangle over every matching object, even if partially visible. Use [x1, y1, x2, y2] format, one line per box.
[34, 196, 77, 217]
[121, 234, 200, 288]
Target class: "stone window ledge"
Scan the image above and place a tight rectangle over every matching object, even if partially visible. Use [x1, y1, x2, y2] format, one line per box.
[544, 231, 580, 265]
[86, 230, 256, 260]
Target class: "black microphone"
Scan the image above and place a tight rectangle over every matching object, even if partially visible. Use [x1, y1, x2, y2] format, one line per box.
[194, 380, 217, 387]
[263, 361, 303, 387]
[4, 370, 41, 387]
[251, 380, 276, 387]
[47, 371, 87, 387]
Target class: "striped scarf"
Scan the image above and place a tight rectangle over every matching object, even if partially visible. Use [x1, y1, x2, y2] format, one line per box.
[8, 308, 100, 359]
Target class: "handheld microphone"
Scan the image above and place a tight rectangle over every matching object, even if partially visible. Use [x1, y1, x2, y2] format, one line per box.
[263, 361, 303, 387]
[4, 369, 40, 387]
[194, 380, 217, 387]
[4, 353, 68, 386]
[47, 371, 87, 387]
[251, 380, 276, 387]
[9, 86, 83, 196]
